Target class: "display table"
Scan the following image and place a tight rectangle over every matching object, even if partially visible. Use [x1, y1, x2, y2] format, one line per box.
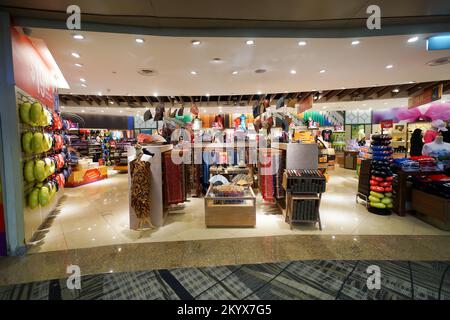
[393, 169, 443, 216]
[65, 165, 108, 187]
[204, 185, 256, 227]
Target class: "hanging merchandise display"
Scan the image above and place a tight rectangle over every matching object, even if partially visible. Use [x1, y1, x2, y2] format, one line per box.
[368, 134, 394, 215]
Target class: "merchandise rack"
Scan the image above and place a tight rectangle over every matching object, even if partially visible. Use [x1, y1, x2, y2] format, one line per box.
[282, 169, 326, 230]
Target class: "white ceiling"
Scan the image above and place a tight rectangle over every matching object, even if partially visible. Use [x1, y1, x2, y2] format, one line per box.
[28, 28, 450, 97]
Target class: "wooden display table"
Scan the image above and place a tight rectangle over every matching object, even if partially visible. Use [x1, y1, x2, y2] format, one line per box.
[65, 165, 108, 187]
[393, 169, 442, 216]
[204, 185, 256, 227]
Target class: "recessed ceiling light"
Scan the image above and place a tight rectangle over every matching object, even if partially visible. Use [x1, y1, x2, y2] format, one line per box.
[362, 104, 367, 106]
[408, 81, 415, 84]
[81, 84, 87, 87]
[206, 93, 210, 97]
[98, 92, 102, 96]
[119, 110, 123, 113]
[232, 71, 238, 75]
[81, 109, 85, 113]
[80, 78, 86, 82]
[408, 36, 419, 43]
[284, 91, 288, 93]
[392, 88, 400, 93]
[74, 63, 83, 67]
[71, 52, 80, 58]
[290, 70, 297, 74]
[191, 40, 201, 46]
[135, 38, 145, 43]
[73, 34, 84, 40]
[257, 91, 262, 95]
[101, 110, 105, 113]
[246, 40, 254, 45]
[190, 71, 197, 75]
[298, 41, 307, 46]
[341, 87, 346, 90]
[351, 40, 360, 45]
[322, 106, 327, 109]
[319, 69, 326, 73]
[385, 64, 393, 69]
[384, 102, 388, 105]
[109, 101, 114, 104]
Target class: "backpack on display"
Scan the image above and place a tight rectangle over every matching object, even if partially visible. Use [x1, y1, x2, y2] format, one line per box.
[154, 104, 164, 121]
[252, 103, 260, 118]
[143, 109, 153, 121]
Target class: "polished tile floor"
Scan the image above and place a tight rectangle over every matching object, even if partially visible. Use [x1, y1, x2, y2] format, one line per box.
[2, 260, 449, 300]
[27, 167, 450, 253]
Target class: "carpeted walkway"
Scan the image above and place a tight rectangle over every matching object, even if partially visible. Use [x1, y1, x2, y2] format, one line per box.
[1, 260, 449, 300]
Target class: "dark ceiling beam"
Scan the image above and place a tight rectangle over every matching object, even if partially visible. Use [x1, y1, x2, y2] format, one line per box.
[358, 87, 373, 95]
[364, 86, 386, 98]
[132, 96, 142, 105]
[143, 96, 153, 106]
[319, 90, 334, 100]
[391, 83, 417, 97]
[325, 89, 345, 101]
[337, 89, 352, 100]
[90, 95, 102, 106]
[108, 96, 121, 106]
[376, 85, 398, 98]
[76, 95, 91, 105]
[99, 96, 109, 105]
[121, 96, 131, 105]
[408, 81, 439, 96]
[339, 88, 359, 100]
[68, 95, 80, 105]
[59, 95, 68, 105]
[301, 92, 313, 103]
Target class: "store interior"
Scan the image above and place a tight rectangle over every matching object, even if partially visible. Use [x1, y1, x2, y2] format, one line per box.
[10, 27, 450, 254]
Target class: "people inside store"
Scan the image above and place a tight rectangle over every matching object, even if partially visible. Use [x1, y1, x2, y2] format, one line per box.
[424, 119, 447, 143]
[410, 128, 424, 156]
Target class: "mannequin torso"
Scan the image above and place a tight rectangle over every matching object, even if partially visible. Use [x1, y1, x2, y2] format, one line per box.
[422, 135, 450, 157]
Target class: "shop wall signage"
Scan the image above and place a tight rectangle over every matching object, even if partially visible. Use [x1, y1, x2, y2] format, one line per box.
[11, 28, 57, 109]
[408, 83, 443, 109]
[381, 120, 394, 129]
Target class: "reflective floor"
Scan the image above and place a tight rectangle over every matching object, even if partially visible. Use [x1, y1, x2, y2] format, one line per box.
[1, 259, 450, 300]
[27, 166, 450, 254]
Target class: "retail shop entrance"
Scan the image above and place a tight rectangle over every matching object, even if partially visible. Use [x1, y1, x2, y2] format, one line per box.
[4, 27, 450, 255]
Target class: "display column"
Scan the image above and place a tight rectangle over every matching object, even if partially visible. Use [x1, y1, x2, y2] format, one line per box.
[0, 13, 25, 255]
